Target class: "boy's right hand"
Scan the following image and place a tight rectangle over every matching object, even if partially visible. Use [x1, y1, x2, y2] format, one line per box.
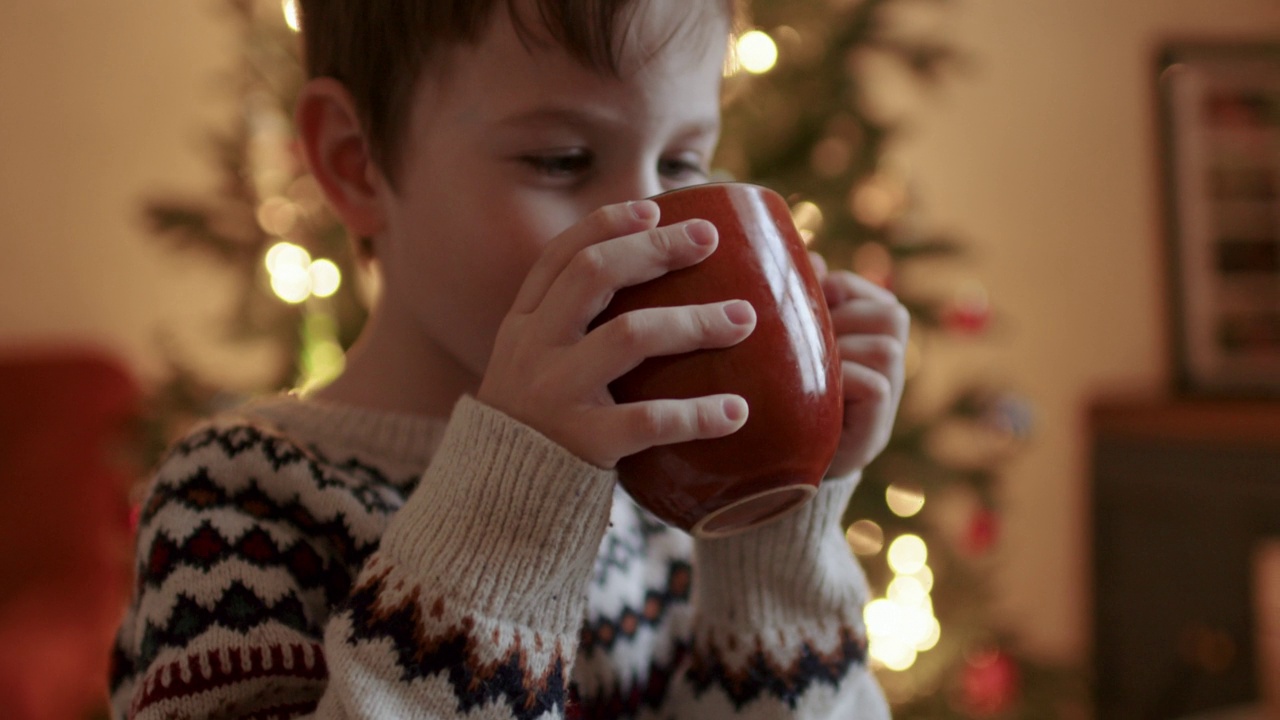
[476, 200, 757, 470]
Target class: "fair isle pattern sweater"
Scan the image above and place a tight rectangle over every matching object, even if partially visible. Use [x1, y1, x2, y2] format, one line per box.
[109, 394, 890, 719]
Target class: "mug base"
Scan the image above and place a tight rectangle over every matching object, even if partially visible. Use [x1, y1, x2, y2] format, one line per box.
[691, 484, 818, 539]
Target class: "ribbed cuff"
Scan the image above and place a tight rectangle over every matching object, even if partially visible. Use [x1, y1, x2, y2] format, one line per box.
[380, 396, 616, 635]
[693, 473, 866, 630]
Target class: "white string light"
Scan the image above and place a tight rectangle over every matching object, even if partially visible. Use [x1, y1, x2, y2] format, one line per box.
[265, 242, 343, 304]
[734, 31, 779, 75]
[282, 0, 301, 33]
[864, 534, 939, 671]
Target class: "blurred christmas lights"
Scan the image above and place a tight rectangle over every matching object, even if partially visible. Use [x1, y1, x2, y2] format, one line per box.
[265, 241, 343, 304]
[309, 259, 342, 298]
[732, 30, 779, 75]
[811, 136, 855, 178]
[257, 196, 300, 236]
[887, 534, 928, 575]
[791, 200, 825, 245]
[852, 242, 893, 288]
[850, 173, 907, 228]
[846, 519, 885, 556]
[886, 481, 925, 518]
[864, 533, 941, 672]
[282, 0, 301, 32]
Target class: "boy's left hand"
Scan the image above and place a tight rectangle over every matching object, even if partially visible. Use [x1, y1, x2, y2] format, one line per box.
[810, 252, 910, 479]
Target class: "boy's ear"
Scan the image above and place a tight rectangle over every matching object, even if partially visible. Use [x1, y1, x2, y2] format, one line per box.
[295, 78, 387, 238]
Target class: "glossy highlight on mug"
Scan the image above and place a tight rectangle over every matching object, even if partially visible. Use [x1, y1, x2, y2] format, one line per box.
[597, 182, 843, 538]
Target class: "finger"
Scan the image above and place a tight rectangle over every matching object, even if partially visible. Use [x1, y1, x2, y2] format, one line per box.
[838, 335, 905, 381]
[605, 394, 749, 460]
[510, 200, 660, 316]
[577, 299, 756, 388]
[807, 251, 829, 281]
[539, 219, 719, 337]
[822, 268, 898, 307]
[841, 359, 895, 407]
[829, 298, 911, 340]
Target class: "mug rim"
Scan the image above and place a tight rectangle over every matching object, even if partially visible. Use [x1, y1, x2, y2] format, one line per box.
[645, 181, 780, 202]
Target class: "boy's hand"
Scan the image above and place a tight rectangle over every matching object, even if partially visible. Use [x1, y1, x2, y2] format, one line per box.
[809, 253, 910, 479]
[477, 200, 756, 470]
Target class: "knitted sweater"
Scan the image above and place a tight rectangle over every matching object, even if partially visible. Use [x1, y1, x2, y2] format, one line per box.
[109, 393, 890, 719]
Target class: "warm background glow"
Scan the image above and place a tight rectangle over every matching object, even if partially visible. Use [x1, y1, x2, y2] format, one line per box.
[3, 0, 1280, 678]
[888, 0, 1280, 663]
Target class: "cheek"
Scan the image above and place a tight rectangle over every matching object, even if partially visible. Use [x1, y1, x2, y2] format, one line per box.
[479, 196, 584, 296]
[451, 216, 544, 326]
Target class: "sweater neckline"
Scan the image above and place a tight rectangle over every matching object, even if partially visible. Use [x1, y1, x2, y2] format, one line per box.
[240, 392, 449, 469]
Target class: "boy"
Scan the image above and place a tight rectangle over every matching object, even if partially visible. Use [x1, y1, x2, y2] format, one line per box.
[109, 0, 908, 717]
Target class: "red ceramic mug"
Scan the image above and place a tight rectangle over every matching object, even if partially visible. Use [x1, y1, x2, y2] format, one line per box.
[596, 182, 843, 538]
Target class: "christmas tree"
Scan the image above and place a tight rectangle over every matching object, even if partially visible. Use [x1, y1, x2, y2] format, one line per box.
[140, 0, 1081, 715]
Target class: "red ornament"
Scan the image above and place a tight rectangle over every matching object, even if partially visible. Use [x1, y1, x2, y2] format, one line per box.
[942, 301, 991, 334]
[958, 647, 1020, 716]
[964, 508, 999, 556]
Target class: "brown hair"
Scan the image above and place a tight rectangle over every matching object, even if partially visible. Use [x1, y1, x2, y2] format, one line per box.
[298, 0, 741, 184]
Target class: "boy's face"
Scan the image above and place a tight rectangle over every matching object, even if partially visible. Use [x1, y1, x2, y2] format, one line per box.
[370, 0, 729, 390]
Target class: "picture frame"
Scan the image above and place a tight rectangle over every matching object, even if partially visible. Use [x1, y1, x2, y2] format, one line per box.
[1157, 41, 1280, 395]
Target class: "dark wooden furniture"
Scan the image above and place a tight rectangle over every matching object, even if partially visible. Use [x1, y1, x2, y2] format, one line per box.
[1091, 399, 1280, 719]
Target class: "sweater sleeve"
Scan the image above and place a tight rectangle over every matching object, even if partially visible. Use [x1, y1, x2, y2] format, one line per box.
[673, 474, 892, 718]
[317, 397, 615, 718]
[110, 397, 616, 720]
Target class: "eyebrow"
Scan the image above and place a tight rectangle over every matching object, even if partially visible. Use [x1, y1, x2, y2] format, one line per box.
[497, 106, 616, 130]
[495, 105, 720, 138]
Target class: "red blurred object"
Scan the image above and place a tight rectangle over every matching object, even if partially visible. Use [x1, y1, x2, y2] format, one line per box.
[0, 347, 141, 720]
[942, 304, 991, 335]
[958, 647, 1020, 717]
[965, 507, 1000, 556]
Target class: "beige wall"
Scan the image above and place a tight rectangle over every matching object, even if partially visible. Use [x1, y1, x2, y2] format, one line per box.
[3, 0, 1279, 672]
[0, 1, 257, 387]
[901, 0, 1280, 663]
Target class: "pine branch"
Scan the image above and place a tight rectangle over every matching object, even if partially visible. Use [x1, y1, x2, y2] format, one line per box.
[144, 201, 261, 268]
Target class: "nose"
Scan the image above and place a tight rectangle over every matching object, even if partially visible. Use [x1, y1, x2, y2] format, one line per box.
[605, 166, 666, 206]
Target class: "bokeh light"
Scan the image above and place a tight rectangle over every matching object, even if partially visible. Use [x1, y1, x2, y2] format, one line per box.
[916, 617, 941, 651]
[910, 564, 934, 593]
[265, 242, 343, 304]
[886, 481, 926, 518]
[850, 174, 906, 228]
[270, 265, 312, 304]
[810, 136, 854, 178]
[735, 31, 779, 74]
[309, 259, 342, 298]
[265, 241, 311, 278]
[869, 636, 918, 672]
[791, 201, 824, 245]
[845, 519, 885, 556]
[257, 196, 299, 236]
[282, 0, 301, 32]
[887, 534, 928, 575]
[888, 575, 928, 608]
[864, 545, 941, 672]
[852, 242, 893, 288]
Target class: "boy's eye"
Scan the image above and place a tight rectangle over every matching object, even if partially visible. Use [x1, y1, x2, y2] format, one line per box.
[521, 150, 594, 178]
[659, 156, 709, 182]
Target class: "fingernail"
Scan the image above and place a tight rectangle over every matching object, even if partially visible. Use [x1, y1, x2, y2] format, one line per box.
[685, 220, 716, 247]
[723, 397, 747, 423]
[723, 300, 754, 326]
[629, 200, 658, 222]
